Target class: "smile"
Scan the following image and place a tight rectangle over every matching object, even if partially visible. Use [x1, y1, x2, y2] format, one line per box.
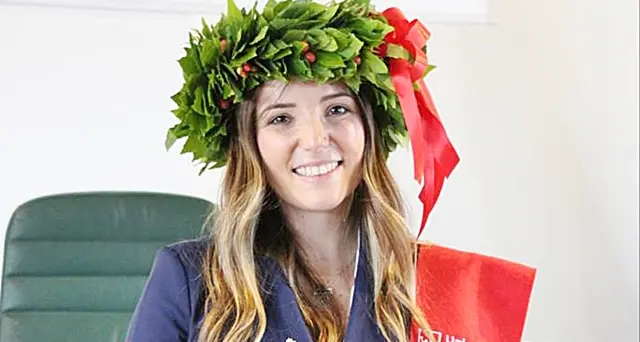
[293, 161, 342, 177]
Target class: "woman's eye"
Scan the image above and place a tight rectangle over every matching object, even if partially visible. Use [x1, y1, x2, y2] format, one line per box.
[328, 105, 349, 115]
[268, 115, 290, 125]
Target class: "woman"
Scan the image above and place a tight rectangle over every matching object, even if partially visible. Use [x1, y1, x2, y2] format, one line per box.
[127, 0, 535, 341]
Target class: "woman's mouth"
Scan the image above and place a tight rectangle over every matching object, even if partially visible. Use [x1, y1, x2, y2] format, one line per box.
[293, 161, 343, 177]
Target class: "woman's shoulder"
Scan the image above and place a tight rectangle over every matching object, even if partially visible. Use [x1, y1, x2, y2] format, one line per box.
[127, 237, 210, 341]
[161, 236, 210, 274]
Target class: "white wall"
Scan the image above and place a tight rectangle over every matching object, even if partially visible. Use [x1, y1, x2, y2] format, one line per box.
[0, 1, 638, 341]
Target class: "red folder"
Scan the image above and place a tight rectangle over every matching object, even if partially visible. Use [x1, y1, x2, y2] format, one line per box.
[411, 243, 536, 342]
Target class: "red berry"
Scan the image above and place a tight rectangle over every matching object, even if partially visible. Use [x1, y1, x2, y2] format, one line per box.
[243, 63, 252, 73]
[220, 39, 227, 51]
[353, 56, 361, 65]
[219, 99, 230, 110]
[300, 41, 309, 54]
[240, 70, 248, 78]
[304, 51, 316, 63]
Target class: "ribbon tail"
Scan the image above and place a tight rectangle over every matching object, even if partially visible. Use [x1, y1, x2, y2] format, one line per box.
[390, 60, 426, 182]
[418, 156, 446, 237]
[415, 81, 460, 236]
[416, 79, 460, 176]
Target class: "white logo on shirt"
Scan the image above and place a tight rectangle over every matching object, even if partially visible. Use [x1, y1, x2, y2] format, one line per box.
[417, 328, 467, 342]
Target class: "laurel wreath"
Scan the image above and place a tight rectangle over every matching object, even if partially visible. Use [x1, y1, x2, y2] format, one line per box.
[166, 0, 433, 173]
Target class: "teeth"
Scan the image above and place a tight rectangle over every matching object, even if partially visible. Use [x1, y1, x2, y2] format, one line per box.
[294, 162, 339, 177]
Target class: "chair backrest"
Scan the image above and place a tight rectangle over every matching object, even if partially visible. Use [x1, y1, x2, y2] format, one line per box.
[0, 191, 213, 342]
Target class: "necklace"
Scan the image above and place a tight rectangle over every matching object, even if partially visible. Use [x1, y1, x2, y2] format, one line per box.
[312, 245, 359, 304]
[313, 287, 335, 305]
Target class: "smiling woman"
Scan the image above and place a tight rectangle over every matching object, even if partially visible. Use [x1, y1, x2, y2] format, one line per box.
[125, 0, 535, 341]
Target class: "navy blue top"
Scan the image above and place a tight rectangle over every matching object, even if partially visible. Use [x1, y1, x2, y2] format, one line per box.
[126, 237, 388, 342]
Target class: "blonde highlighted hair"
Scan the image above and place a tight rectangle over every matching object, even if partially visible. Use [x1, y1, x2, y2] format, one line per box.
[197, 82, 431, 342]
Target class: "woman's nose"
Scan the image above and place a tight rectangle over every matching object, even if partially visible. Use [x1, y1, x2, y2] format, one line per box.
[298, 116, 329, 149]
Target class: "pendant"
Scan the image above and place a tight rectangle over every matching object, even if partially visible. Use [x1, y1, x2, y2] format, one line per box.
[313, 287, 333, 304]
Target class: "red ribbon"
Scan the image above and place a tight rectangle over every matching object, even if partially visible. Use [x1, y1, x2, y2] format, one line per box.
[381, 8, 460, 238]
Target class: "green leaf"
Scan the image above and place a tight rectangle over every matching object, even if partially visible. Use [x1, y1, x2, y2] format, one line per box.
[254, 60, 271, 75]
[318, 4, 339, 22]
[291, 19, 326, 30]
[338, 34, 363, 59]
[311, 64, 335, 82]
[282, 29, 306, 43]
[318, 36, 338, 52]
[272, 48, 292, 60]
[348, 17, 394, 43]
[307, 29, 328, 43]
[165, 123, 190, 150]
[211, 121, 227, 137]
[230, 47, 257, 67]
[388, 106, 405, 125]
[361, 50, 388, 74]
[289, 58, 310, 76]
[307, 29, 338, 51]
[179, 50, 199, 75]
[226, 0, 243, 22]
[262, 43, 280, 59]
[222, 83, 234, 98]
[263, 0, 277, 20]
[272, 0, 293, 18]
[344, 76, 361, 92]
[234, 29, 243, 50]
[270, 18, 298, 31]
[424, 64, 436, 77]
[343, 60, 358, 78]
[200, 40, 219, 67]
[276, 2, 311, 20]
[171, 89, 188, 106]
[220, 63, 236, 78]
[186, 109, 208, 134]
[182, 135, 207, 161]
[246, 77, 260, 89]
[325, 28, 350, 49]
[306, 3, 327, 18]
[361, 70, 379, 87]
[270, 40, 288, 52]
[191, 87, 207, 115]
[221, 68, 242, 98]
[305, 36, 319, 46]
[386, 43, 411, 61]
[201, 18, 213, 39]
[250, 25, 269, 45]
[316, 51, 345, 68]
[348, 18, 374, 33]
[377, 73, 395, 91]
[165, 130, 178, 150]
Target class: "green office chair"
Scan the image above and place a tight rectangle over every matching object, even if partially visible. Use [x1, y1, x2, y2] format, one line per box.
[0, 192, 213, 342]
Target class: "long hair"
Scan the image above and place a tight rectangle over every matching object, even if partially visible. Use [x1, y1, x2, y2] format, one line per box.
[197, 82, 431, 342]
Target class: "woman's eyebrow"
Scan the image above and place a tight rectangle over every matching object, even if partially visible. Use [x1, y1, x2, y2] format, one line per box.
[321, 92, 352, 102]
[259, 103, 296, 118]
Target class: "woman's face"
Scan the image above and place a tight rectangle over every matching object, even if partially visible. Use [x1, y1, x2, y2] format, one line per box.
[255, 80, 365, 213]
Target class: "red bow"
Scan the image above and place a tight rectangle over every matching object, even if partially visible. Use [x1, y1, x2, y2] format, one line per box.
[380, 8, 460, 238]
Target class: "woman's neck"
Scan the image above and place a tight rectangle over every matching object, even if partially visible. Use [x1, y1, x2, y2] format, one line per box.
[282, 205, 358, 278]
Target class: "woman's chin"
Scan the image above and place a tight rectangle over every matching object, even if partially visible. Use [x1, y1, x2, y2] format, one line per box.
[290, 196, 348, 213]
